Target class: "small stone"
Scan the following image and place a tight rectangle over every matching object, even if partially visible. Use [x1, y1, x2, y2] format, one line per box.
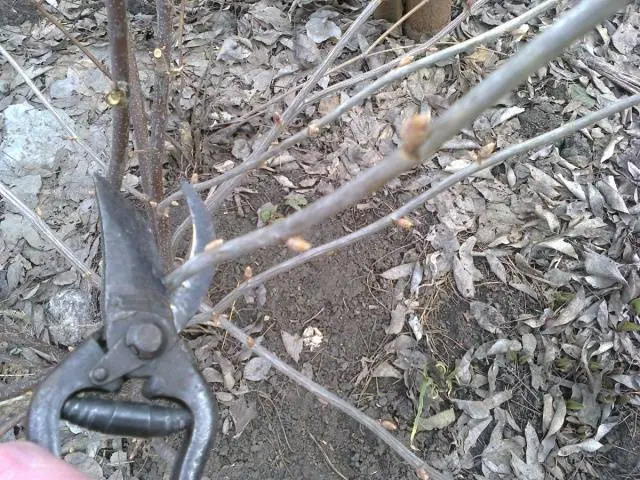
[46, 288, 99, 345]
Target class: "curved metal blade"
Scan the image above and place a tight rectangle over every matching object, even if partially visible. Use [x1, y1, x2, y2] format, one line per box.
[94, 175, 170, 347]
[170, 182, 215, 332]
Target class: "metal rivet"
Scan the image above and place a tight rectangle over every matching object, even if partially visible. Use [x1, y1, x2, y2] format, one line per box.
[91, 367, 108, 382]
[126, 323, 164, 359]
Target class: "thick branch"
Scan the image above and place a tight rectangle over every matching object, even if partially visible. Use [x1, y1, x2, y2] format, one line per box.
[104, 0, 130, 189]
[0, 180, 101, 287]
[167, 0, 628, 290]
[126, 35, 170, 257]
[159, 0, 558, 211]
[167, 0, 383, 250]
[193, 94, 640, 321]
[149, 0, 173, 265]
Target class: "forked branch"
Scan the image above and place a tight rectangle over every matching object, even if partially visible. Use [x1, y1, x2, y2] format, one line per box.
[167, 0, 629, 290]
[158, 0, 559, 211]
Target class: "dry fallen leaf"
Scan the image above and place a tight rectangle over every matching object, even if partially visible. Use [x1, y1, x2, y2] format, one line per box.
[415, 408, 456, 432]
[380, 262, 414, 280]
[281, 330, 303, 363]
[371, 361, 402, 379]
[386, 304, 407, 335]
[244, 357, 272, 382]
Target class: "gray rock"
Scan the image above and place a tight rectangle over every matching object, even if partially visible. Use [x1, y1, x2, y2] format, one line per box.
[46, 288, 99, 345]
[0, 102, 71, 177]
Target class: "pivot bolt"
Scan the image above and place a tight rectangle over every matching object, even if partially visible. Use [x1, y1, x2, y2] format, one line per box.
[91, 367, 109, 383]
[126, 323, 164, 359]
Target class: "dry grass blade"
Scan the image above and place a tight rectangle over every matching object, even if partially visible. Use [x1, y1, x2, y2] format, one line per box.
[0, 180, 101, 287]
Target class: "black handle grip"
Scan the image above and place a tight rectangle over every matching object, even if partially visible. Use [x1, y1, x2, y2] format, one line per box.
[62, 397, 192, 437]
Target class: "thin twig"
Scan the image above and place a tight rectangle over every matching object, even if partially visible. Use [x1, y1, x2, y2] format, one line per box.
[215, 0, 491, 131]
[167, 0, 384, 251]
[302, 0, 491, 107]
[308, 431, 349, 480]
[31, 0, 112, 80]
[0, 180, 101, 287]
[104, 0, 131, 189]
[188, 94, 640, 323]
[149, 0, 173, 266]
[207, 311, 451, 480]
[0, 44, 107, 171]
[167, 0, 627, 290]
[160, 0, 558, 209]
[0, 44, 147, 202]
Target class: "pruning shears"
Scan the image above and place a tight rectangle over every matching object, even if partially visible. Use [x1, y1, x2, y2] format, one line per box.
[27, 176, 217, 480]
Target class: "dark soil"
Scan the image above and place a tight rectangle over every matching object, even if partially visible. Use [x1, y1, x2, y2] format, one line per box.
[197, 174, 449, 480]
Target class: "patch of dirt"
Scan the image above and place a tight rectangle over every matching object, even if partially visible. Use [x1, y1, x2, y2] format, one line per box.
[155, 171, 521, 479]
[199, 175, 432, 479]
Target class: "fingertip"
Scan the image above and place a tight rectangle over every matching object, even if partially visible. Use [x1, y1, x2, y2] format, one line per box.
[0, 441, 89, 480]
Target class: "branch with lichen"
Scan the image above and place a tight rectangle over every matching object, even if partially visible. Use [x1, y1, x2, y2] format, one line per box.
[167, 0, 627, 290]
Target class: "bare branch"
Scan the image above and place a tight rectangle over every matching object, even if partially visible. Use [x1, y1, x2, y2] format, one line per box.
[303, 0, 491, 107]
[31, 0, 112, 80]
[365, 0, 434, 55]
[167, 0, 628, 290]
[202, 309, 452, 480]
[192, 94, 640, 321]
[127, 35, 170, 260]
[162, 0, 558, 208]
[0, 180, 101, 288]
[148, 0, 173, 265]
[215, 0, 491, 132]
[104, 0, 130, 189]
[167, 0, 383, 250]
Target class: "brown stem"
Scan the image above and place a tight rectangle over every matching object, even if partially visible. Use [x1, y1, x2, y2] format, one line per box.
[104, 0, 130, 189]
[149, 0, 173, 267]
